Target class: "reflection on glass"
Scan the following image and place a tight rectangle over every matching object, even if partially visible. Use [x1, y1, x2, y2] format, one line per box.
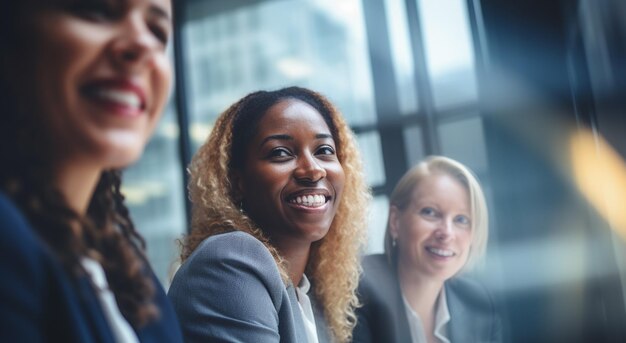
[384, 0, 419, 114]
[184, 0, 377, 151]
[366, 195, 390, 254]
[356, 131, 386, 187]
[438, 115, 487, 174]
[123, 103, 187, 288]
[417, 0, 478, 108]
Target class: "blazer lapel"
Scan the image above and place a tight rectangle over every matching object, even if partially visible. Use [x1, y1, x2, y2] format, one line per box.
[445, 282, 473, 343]
[286, 285, 310, 343]
[74, 275, 116, 343]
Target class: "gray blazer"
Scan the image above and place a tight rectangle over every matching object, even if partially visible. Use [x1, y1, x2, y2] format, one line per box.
[352, 254, 503, 343]
[168, 231, 331, 343]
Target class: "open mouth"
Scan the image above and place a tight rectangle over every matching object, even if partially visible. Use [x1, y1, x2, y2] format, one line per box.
[288, 194, 331, 208]
[426, 246, 455, 257]
[91, 89, 144, 111]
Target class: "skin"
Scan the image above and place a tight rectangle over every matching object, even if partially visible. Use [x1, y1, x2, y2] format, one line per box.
[236, 99, 346, 285]
[389, 173, 473, 343]
[9, 0, 172, 215]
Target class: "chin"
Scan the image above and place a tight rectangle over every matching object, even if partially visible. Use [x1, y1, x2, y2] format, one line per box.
[102, 146, 145, 169]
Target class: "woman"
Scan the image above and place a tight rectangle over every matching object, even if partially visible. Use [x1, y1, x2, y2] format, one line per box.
[353, 156, 501, 343]
[168, 87, 370, 343]
[0, 0, 182, 342]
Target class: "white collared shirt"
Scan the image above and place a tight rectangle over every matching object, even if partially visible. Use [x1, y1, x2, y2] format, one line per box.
[402, 288, 451, 343]
[295, 274, 319, 343]
[81, 257, 140, 343]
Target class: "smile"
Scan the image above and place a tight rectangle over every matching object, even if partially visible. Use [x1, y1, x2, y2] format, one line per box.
[288, 194, 330, 208]
[426, 247, 455, 257]
[92, 89, 142, 110]
[82, 78, 147, 115]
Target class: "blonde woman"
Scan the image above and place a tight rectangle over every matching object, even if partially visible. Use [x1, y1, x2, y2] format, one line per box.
[168, 87, 370, 343]
[353, 156, 501, 343]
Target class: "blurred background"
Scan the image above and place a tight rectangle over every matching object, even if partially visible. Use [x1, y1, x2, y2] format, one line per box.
[123, 0, 626, 341]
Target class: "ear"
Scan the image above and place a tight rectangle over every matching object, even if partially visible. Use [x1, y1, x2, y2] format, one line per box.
[388, 205, 401, 239]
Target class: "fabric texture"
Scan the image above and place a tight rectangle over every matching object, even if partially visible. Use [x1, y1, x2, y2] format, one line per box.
[168, 231, 332, 343]
[352, 254, 502, 343]
[0, 191, 184, 343]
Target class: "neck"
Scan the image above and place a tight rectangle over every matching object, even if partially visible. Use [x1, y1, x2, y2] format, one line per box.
[54, 161, 102, 217]
[397, 261, 444, 321]
[273, 238, 311, 286]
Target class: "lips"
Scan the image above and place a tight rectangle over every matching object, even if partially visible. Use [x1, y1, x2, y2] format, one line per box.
[82, 78, 147, 116]
[425, 246, 455, 258]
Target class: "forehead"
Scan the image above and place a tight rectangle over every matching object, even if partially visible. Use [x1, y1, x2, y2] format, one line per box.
[256, 99, 331, 134]
[412, 173, 469, 207]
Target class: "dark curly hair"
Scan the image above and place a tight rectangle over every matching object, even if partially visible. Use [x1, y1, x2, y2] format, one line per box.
[0, 0, 158, 328]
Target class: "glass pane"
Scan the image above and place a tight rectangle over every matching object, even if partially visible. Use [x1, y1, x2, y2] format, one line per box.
[183, 0, 377, 151]
[356, 131, 386, 187]
[417, 0, 478, 109]
[366, 195, 390, 254]
[384, 0, 419, 114]
[438, 115, 488, 174]
[123, 102, 187, 288]
[403, 125, 425, 168]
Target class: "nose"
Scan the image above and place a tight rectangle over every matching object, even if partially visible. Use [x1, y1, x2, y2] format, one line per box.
[293, 153, 326, 183]
[111, 15, 161, 70]
[435, 219, 454, 242]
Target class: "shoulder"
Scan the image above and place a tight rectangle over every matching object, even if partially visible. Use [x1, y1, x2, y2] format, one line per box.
[169, 231, 285, 305]
[0, 191, 47, 277]
[360, 254, 395, 285]
[357, 254, 398, 307]
[184, 231, 279, 277]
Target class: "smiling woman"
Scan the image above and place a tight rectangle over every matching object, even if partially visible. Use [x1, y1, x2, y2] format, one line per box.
[0, 0, 182, 342]
[353, 156, 500, 343]
[168, 87, 370, 343]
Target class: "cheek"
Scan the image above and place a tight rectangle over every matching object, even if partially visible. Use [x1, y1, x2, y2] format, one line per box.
[150, 57, 173, 110]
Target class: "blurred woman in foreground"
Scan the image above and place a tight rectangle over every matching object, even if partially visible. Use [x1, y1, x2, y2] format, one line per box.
[0, 0, 182, 341]
[353, 156, 501, 343]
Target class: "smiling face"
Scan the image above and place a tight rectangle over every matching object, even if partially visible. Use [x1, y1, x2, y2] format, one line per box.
[10, 0, 172, 170]
[390, 173, 473, 282]
[237, 98, 345, 250]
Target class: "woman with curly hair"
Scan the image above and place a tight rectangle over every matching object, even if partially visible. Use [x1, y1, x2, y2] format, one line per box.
[0, 0, 182, 342]
[168, 86, 370, 343]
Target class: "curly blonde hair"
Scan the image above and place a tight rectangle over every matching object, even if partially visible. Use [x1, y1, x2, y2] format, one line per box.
[181, 86, 370, 342]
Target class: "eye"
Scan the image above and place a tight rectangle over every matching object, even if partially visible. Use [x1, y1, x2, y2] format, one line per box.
[419, 207, 437, 218]
[149, 23, 170, 45]
[455, 215, 471, 227]
[267, 147, 292, 161]
[315, 145, 336, 156]
[69, 0, 119, 21]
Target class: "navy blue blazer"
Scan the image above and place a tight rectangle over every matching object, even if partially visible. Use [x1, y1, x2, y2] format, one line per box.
[168, 231, 331, 343]
[0, 191, 183, 342]
[353, 254, 502, 343]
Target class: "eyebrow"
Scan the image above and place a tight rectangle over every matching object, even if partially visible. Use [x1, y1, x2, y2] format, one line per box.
[149, 4, 172, 21]
[259, 133, 334, 147]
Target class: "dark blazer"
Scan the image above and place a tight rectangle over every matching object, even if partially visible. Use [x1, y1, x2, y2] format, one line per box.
[353, 254, 502, 343]
[168, 230, 331, 343]
[0, 191, 183, 343]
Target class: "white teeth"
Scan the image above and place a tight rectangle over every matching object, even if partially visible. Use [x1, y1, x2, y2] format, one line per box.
[427, 247, 454, 257]
[94, 89, 141, 109]
[290, 194, 327, 207]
